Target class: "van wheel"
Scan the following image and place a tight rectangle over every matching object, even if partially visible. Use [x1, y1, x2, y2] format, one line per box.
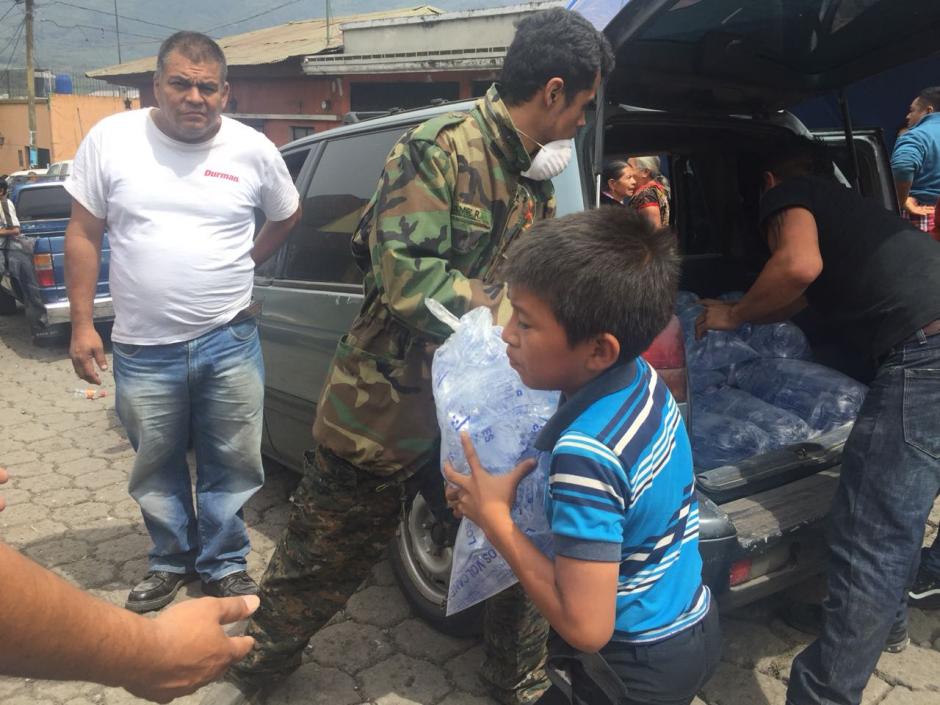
[389, 493, 484, 637]
[0, 289, 17, 315]
[24, 302, 66, 346]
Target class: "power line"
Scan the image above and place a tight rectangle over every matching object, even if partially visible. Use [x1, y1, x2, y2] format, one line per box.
[39, 18, 164, 41]
[203, 0, 305, 34]
[38, 0, 181, 32]
[0, 1, 20, 27]
[3, 18, 25, 71]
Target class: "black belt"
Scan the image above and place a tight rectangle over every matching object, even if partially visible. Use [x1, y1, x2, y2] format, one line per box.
[228, 300, 262, 325]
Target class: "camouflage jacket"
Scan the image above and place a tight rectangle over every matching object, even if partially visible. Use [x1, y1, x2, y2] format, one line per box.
[312, 85, 557, 478]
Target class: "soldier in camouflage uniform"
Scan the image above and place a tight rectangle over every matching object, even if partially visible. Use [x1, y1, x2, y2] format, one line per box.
[207, 9, 613, 705]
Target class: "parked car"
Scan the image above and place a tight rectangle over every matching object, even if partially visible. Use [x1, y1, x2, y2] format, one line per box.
[45, 160, 73, 181]
[252, 0, 939, 635]
[0, 182, 112, 343]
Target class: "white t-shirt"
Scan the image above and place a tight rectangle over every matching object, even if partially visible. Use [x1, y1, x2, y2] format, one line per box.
[0, 198, 18, 228]
[65, 109, 299, 345]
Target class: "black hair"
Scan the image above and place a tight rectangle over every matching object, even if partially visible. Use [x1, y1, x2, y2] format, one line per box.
[759, 133, 834, 182]
[918, 86, 940, 112]
[603, 159, 629, 185]
[0, 178, 7, 192]
[500, 8, 615, 107]
[505, 207, 679, 362]
[156, 31, 227, 82]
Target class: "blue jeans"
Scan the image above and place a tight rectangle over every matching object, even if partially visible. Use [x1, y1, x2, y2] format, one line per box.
[113, 318, 265, 582]
[787, 330, 940, 705]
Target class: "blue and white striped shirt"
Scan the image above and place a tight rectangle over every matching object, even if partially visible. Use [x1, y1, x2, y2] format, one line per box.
[535, 357, 709, 644]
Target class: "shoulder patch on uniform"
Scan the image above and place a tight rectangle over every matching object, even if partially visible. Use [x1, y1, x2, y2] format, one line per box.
[409, 112, 471, 142]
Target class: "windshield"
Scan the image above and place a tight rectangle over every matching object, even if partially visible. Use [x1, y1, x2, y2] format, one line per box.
[16, 186, 72, 221]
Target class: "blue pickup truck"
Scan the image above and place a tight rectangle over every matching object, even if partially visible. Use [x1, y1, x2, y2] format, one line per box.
[0, 182, 113, 344]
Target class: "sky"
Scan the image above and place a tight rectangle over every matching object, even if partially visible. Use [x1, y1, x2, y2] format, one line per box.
[0, 0, 523, 76]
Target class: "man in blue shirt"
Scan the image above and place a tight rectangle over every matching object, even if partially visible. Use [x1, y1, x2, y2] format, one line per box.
[891, 86, 940, 232]
[445, 207, 720, 705]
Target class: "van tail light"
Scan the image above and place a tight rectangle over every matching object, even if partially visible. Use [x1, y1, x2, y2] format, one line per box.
[729, 558, 752, 587]
[33, 253, 55, 288]
[641, 315, 687, 403]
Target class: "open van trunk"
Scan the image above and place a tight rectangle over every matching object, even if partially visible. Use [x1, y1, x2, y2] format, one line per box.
[596, 109, 889, 604]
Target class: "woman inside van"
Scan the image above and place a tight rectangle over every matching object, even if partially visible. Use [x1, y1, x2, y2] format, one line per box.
[627, 155, 671, 227]
[601, 159, 637, 206]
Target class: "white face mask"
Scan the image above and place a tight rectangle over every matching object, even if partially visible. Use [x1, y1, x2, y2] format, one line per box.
[518, 134, 574, 181]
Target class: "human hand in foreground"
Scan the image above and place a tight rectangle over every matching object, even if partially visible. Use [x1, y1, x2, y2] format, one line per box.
[127, 595, 259, 703]
[69, 325, 108, 385]
[695, 299, 740, 339]
[904, 196, 935, 217]
[0, 466, 7, 512]
[443, 432, 536, 531]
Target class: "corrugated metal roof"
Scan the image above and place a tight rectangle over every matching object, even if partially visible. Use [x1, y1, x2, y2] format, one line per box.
[88, 5, 443, 79]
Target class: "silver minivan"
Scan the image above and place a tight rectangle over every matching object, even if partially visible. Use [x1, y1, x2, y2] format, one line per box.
[253, 0, 940, 634]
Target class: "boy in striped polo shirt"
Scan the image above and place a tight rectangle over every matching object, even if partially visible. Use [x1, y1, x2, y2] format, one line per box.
[445, 207, 720, 705]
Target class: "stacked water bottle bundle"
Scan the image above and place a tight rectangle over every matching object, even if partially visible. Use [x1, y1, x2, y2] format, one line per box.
[676, 291, 868, 471]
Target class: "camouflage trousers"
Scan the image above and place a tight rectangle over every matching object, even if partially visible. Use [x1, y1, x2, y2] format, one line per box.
[231, 446, 549, 705]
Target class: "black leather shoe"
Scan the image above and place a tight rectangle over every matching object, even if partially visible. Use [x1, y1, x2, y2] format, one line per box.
[202, 571, 259, 598]
[126, 570, 197, 613]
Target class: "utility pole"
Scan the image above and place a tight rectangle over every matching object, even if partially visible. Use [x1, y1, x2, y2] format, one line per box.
[325, 0, 332, 45]
[113, 0, 122, 63]
[15, 0, 36, 151]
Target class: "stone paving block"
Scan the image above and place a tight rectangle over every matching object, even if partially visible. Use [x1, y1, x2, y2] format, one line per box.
[14, 472, 73, 493]
[8, 423, 59, 443]
[372, 558, 396, 587]
[73, 470, 128, 491]
[53, 501, 114, 529]
[700, 662, 788, 705]
[908, 608, 940, 648]
[346, 585, 414, 628]
[23, 537, 92, 567]
[0, 676, 27, 698]
[1, 519, 68, 547]
[1, 447, 40, 465]
[928, 499, 940, 528]
[32, 680, 99, 700]
[437, 692, 497, 705]
[876, 643, 940, 691]
[59, 457, 113, 478]
[0, 488, 34, 506]
[445, 645, 488, 696]
[878, 686, 940, 705]
[0, 695, 55, 705]
[54, 556, 118, 589]
[359, 653, 451, 704]
[93, 531, 151, 565]
[391, 618, 475, 664]
[0, 407, 35, 427]
[308, 619, 396, 673]
[860, 676, 892, 705]
[267, 663, 361, 705]
[34, 487, 93, 507]
[0, 501, 54, 528]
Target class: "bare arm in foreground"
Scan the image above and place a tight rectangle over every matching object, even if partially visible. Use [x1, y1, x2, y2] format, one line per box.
[0, 467, 258, 703]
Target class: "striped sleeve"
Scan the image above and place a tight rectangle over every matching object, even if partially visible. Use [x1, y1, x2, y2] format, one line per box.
[549, 431, 628, 561]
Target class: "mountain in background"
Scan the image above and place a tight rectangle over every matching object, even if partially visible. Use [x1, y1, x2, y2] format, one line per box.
[0, 0, 522, 76]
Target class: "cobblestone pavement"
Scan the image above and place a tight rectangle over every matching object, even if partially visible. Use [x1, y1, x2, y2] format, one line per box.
[2, 310, 940, 705]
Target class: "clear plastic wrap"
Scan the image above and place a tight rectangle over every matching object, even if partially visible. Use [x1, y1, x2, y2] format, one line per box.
[747, 322, 813, 360]
[695, 386, 813, 448]
[730, 358, 868, 434]
[690, 411, 771, 471]
[678, 303, 759, 371]
[428, 301, 559, 615]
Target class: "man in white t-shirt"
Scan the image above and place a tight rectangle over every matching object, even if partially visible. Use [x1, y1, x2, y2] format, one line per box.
[64, 32, 300, 614]
[0, 178, 19, 236]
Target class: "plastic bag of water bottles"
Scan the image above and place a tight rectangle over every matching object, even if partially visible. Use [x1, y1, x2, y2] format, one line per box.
[678, 302, 759, 371]
[731, 358, 868, 434]
[695, 386, 813, 449]
[747, 322, 812, 360]
[690, 410, 771, 470]
[427, 299, 560, 615]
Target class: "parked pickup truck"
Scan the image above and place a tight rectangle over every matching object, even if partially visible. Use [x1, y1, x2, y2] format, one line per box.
[251, 0, 940, 635]
[0, 182, 113, 343]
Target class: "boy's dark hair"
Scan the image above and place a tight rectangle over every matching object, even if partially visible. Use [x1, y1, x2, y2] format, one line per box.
[505, 207, 679, 362]
[500, 8, 615, 106]
[918, 86, 940, 111]
[0, 178, 7, 193]
[156, 31, 227, 82]
[760, 133, 834, 181]
[603, 159, 629, 184]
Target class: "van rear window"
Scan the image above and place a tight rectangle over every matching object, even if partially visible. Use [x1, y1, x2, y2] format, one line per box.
[16, 187, 71, 221]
